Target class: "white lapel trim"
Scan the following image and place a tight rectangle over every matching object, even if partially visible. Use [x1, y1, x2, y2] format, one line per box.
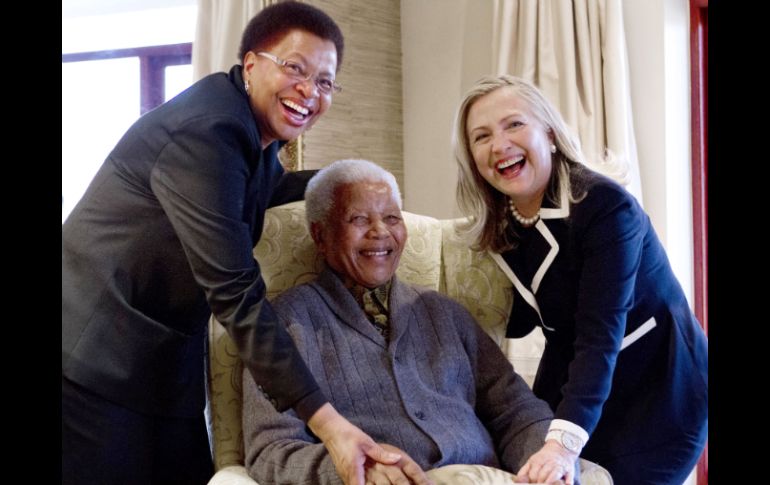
[531, 175, 568, 294]
[620, 316, 657, 351]
[487, 177, 571, 333]
[539, 175, 571, 220]
[490, 252, 554, 331]
[531, 219, 559, 294]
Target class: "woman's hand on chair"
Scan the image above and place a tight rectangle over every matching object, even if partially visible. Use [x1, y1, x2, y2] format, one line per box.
[516, 441, 577, 485]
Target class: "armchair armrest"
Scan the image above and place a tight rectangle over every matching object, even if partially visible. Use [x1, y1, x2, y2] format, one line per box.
[208, 465, 258, 485]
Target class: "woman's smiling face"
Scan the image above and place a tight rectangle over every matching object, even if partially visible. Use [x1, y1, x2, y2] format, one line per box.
[466, 86, 554, 213]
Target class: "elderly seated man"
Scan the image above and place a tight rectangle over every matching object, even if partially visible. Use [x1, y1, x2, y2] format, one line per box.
[242, 159, 580, 485]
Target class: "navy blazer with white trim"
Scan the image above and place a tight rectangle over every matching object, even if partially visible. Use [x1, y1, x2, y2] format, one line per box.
[493, 170, 708, 462]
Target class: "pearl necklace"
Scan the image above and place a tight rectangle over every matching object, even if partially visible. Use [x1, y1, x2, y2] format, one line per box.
[508, 199, 540, 227]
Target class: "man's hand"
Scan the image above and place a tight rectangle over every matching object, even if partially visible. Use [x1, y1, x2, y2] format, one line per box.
[308, 404, 433, 485]
[364, 444, 433, 485]
[515, 441, 577, 485]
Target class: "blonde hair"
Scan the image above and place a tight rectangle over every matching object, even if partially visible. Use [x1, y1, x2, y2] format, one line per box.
[452, 75, 623, 252]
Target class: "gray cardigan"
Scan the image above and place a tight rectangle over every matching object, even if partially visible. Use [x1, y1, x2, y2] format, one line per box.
[243, 269, 553, 484]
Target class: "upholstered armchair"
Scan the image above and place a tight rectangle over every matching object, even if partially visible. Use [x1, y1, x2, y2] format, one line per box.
[206, 201, 611, 485]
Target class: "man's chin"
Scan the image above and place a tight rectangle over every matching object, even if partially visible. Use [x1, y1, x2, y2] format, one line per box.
[360, 275, 394, 288]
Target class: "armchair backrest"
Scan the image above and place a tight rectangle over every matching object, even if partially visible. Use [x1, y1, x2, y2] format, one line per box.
[207, 201, 545, 471]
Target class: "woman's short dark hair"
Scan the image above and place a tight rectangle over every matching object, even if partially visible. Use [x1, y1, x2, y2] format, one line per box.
[238, 1, 345, 71]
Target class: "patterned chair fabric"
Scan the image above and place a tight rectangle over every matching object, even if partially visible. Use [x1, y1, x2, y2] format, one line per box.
[206, 201, 610, 484]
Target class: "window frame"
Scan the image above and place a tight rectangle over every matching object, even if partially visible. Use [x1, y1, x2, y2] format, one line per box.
[61, 42, 192, 114]
[690, 0, 708, 483]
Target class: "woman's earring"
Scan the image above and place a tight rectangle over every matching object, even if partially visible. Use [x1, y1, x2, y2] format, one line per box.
[550, 143, 557, 154]
[244, 79, 251, 93]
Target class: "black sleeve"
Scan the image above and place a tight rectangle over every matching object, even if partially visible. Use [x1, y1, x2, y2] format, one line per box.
[268, 170, 319, 208]
[150, 114, 326, 420]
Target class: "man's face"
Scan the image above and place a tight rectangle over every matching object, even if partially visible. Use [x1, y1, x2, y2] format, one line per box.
[242, 29, 338, 148]
[313, 181, 407, 288]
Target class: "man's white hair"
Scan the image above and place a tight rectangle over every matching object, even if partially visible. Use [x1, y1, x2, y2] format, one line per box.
[305, 159, 402, 229]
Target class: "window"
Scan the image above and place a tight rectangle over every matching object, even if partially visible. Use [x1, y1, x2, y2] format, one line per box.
[61, 3, 197, 222]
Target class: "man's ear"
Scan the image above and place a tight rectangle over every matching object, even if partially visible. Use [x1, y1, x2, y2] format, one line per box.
[310, 222, 326, 253]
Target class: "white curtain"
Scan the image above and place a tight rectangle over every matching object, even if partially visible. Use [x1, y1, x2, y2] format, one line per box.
[492, 0, 642, 203]
[192, 0, 273, 81]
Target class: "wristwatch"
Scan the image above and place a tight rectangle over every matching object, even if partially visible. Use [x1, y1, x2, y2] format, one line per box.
[546, 429, 583, 453]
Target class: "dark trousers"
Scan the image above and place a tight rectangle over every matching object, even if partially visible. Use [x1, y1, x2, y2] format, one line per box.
[598, 420, 708, 485]
[62, 376, 214, 485]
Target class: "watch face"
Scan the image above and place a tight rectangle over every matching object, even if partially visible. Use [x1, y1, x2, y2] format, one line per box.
[562, 432, 581, 452]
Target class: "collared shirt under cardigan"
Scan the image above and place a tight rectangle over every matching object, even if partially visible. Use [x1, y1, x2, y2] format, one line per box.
[345, 278, 391, 339]
[62, 65, 324, 420]
[491, 169, 708, 469]
[242, 269, 554, 484]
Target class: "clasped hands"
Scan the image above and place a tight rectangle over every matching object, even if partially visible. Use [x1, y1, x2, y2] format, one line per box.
[363, 443, 432, 485]
[309, 403, 433, 485]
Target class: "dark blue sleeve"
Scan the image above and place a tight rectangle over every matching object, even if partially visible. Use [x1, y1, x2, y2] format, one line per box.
[555, 184, 646, 435]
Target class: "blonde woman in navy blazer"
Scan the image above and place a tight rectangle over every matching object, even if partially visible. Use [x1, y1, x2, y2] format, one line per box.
[452, 75, 707, 485]
[61, 4, 424, 485]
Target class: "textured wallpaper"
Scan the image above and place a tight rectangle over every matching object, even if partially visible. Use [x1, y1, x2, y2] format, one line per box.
[301, 0, 404, 190]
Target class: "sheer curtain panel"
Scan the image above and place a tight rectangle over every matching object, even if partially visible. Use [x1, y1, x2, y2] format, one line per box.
[492, 0, 642, 202]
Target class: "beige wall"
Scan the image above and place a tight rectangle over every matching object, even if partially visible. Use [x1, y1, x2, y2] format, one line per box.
[624, 0, 694, 305]
[401, 0, 494, 219]
[303, 0, 405, 190]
